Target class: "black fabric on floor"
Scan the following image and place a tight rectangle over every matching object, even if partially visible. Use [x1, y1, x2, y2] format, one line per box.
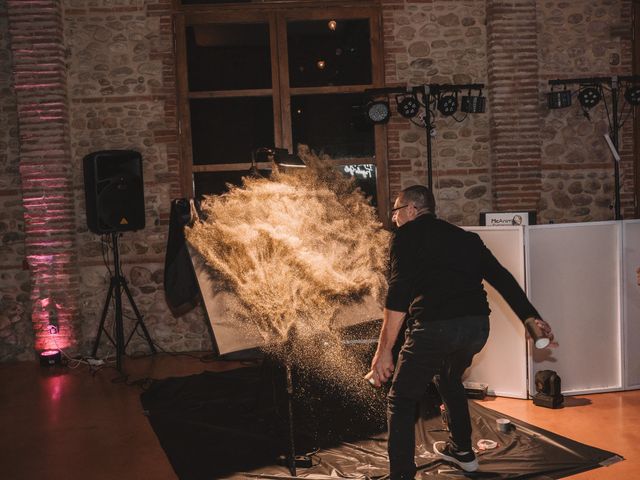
[140, 366, 622, 480]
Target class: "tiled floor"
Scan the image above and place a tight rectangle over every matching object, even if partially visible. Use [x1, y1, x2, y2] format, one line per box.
[1, 354, 638, 480]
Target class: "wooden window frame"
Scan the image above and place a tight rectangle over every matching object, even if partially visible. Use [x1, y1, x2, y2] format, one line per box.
[173, 1, 389, 221]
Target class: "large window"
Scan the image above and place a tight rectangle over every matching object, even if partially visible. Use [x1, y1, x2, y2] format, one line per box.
[175, 3, 387, 214]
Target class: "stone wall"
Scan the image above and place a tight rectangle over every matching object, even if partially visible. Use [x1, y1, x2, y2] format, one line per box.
[382, 0, 634, 223]
[0, 0, 32, 361]
[383, 0, 492, 225]
[64, 0, 212, 355]
[537, 0, 635, 222]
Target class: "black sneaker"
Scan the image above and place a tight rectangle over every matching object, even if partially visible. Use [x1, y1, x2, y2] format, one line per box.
[433, 441, 479, 472]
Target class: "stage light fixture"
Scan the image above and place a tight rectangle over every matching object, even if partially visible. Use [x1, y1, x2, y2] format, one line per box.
[547, 88, 572, 109]
[40, 349, 62, 367]
[365, 100, 391, 124]
[577, 85, 601, 109]
[624, 85, 640, 105]
[437, 92, 458, 116]
[274, 148, 306, 168]
[395, 94, 420, 118]
[533, 369, 564, 409]
[461, 90, 486, 113]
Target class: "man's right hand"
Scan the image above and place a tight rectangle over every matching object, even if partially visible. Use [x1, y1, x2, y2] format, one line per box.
[369, 347, 395, 387]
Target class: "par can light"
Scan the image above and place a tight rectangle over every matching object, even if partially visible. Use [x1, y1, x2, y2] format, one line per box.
[577, 86, 601, 109]
[40, 349, 62, 367]
[624, 85, 640, 105]
[437, 93, 458, 116]
[365, 100, 391, 124]
[396, 94, 420, 118]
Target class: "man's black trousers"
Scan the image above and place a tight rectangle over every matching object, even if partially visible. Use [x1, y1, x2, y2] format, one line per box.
[387, 315, 490, 479]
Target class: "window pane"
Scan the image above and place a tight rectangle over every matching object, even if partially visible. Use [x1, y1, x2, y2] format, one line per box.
[190, 97, 274, 165]
[287, 19, 372, 88]
[291, 93, 374, 158]
[187, 24, 271, 91]
[194, 170, 271, 197]
[342, 164, 377, 207]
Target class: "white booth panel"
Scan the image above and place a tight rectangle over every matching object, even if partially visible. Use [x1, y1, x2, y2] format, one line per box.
[527, 222, 621, 395]
[464, 227, 528, 399]
[623, 220, 640, 390]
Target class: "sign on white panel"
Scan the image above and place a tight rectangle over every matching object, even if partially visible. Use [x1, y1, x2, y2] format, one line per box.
[527, 222, 621, 395]
[464, 227, 528, 399]
[623, 220, 640, 389]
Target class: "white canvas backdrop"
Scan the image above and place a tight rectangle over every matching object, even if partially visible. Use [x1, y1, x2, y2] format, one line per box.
[464, 226, 529, 399]
[622, 220, 640, 389]
[188, 242, 383, 355]
[526, 222, 622, 395]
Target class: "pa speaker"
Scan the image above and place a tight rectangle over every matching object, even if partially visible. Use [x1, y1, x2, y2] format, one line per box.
[83, 150, 145, 234]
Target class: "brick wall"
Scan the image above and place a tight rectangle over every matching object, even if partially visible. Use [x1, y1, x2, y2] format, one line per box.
[0, 0, 32, 361]
[0, 0, 636, 361]
[486, 0, 543, 212]
[6, 0, 79, 357]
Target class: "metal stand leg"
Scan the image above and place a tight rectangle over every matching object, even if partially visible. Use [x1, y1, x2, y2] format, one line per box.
[92, 232, 155, 372]
[285, 361, 297, 477]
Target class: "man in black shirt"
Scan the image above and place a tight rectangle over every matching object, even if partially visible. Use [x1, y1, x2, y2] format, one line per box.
[369, 185, 555, 478]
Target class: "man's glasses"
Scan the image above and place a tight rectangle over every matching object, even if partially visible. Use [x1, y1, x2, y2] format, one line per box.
[391, 204, 409, 213]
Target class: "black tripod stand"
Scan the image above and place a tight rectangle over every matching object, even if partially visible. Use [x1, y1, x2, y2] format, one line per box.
[92, 232, 156, 371]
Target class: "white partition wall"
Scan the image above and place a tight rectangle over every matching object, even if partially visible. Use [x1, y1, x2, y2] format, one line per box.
[526, 222, 622, 395]
[622, 220, 640, 389]
[464, 227, 529, 399]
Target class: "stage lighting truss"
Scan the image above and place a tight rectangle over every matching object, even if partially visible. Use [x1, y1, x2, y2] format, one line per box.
[547, 87, 572, 109]
[461, 89, 486, 114]
[365, 99, 391, 124]
[577, 85, 602, 110]
[437, 91, 458, 116]
[395, 93, 421, 118]
[624, 84, 640, 105]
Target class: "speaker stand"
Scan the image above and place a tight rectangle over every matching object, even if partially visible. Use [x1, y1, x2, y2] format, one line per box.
[92, 232, 156, 372]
